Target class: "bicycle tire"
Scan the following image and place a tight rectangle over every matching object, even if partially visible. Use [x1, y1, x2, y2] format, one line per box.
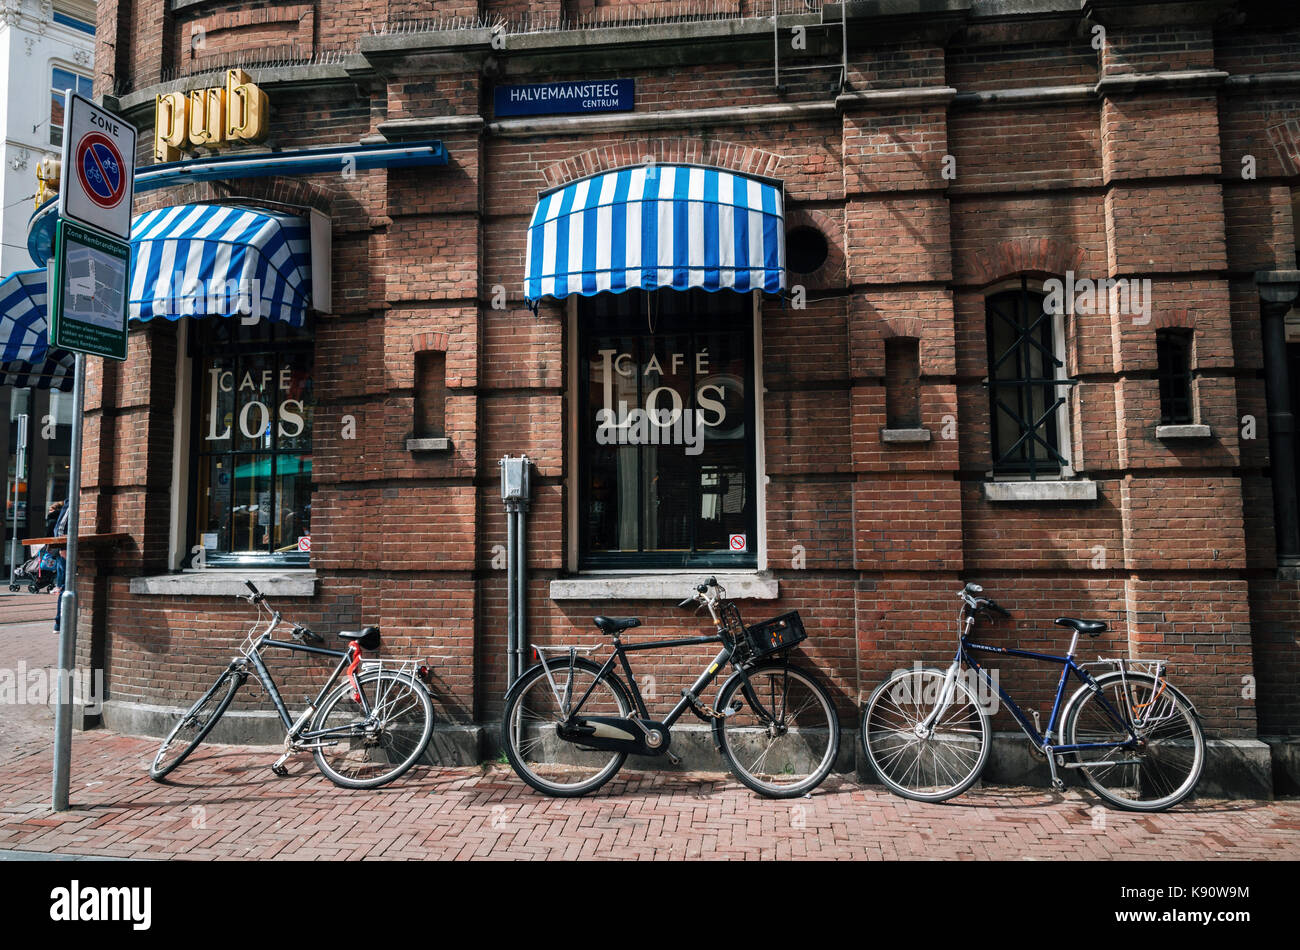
[860, 666, 991, 803]
[501, 657, 633, 798]
[1062, 670, 1205, 812]
[714, 661, 841, 798]
[311, 670, 435, 789]
[149, 668, 242, 781]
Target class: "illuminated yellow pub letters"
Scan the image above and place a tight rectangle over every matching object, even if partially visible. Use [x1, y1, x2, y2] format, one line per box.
[154, 69, 269, 161]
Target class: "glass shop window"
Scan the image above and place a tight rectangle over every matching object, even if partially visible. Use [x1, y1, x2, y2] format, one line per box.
[188, 317, 314, 567]
[578, 290, 757, 569]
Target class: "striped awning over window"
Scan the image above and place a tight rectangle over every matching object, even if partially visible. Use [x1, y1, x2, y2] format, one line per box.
[129, 204, 312, 326]
[524, 164, 785, 303]
[0, 269, 73, 391]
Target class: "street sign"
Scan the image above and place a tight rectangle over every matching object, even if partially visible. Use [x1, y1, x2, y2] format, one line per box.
[58, 91, 137, 240]
[49, 218, 130, 361]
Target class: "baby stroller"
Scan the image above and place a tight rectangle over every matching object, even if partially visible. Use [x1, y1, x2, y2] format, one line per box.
[9, 547, 60, 593]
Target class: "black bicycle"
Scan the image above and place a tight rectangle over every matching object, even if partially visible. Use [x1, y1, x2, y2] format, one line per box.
[149, 580, 435, 789]
[501, 577, 840, 798]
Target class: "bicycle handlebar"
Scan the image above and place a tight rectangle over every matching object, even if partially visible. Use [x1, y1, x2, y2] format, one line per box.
[958, 584, 1012, 620]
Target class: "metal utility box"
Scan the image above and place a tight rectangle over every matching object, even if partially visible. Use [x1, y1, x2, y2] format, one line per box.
[500, 454, 531, 502]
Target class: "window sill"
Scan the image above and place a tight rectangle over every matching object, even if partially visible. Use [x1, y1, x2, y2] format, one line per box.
[1155, 424, 1211, 440]
[129, 569, 318, 597]
[406, 437, 451, 453]
[880, 427, 931, 444]
[550, 572, 779, 601]
[982, 480, 1098, 503]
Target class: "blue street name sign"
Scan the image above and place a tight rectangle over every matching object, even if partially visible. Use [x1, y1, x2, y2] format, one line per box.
[494, 79, 634, 118]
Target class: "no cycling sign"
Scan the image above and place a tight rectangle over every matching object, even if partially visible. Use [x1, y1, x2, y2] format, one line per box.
[58, 91, 137, 241]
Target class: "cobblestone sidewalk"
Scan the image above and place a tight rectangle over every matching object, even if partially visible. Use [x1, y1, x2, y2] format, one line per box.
[1, 731, 1297, 860]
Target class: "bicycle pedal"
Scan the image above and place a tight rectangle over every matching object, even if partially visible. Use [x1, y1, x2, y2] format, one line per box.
[270, 763, 289, 777]
[666, 751, 682, 767]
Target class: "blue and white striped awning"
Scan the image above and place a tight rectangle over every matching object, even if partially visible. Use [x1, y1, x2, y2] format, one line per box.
[524, 164, 785, 303]
[0, 269, 74, 391]
[130, 204, 312, 326]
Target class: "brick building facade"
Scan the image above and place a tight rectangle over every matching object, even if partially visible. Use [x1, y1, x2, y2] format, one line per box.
[74, 0, 1300, 794]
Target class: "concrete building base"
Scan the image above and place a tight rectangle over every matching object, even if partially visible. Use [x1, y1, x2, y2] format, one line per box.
[1261, 736, 1300, 795]
[98, 704, 1282, 799]
[99, 700, 483, 767]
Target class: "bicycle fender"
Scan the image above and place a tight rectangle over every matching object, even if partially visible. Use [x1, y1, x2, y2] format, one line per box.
[708, 661, 778, 748]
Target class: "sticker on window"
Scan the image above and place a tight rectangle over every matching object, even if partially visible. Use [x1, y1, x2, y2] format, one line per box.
[201, 532, 219, 550]
[729, 534, 747, 553]
[297, 536, 311, 552]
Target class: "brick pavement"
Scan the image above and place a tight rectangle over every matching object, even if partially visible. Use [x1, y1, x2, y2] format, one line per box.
[0, 731, 1297, 860]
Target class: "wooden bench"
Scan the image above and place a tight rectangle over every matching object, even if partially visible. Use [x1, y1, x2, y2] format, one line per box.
[20, 533, 132, 549]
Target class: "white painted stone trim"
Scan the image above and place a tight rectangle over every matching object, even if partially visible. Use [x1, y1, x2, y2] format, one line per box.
[550, 572, 779, 601]
[1155, 424, 1212, 440]
[983, 480, 1097, 503]
[129, 570, 318, 597]
[881, 427, 931, 443]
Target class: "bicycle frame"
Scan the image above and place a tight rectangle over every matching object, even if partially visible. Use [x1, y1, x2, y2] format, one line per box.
[536, 632, 782, 729]
[947, 632, 1139, 755]
[230, 602, 389, 748]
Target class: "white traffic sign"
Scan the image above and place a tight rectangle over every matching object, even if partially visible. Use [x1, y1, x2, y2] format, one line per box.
[58, 91, 137, 240]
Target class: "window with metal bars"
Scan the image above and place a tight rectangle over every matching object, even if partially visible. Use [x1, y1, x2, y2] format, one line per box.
[985, 279, 1074, 479]
[1156, 329, 1194, 425]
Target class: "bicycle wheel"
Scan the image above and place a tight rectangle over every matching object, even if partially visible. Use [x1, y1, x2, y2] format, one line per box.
[1063, 671, 1204, 811]
[311, 670, 435, 789]
[149, 668, 242, 781]
[715, 661, 841, 798]
[861, 666, 990, 803]
[501, 657, 632, 797]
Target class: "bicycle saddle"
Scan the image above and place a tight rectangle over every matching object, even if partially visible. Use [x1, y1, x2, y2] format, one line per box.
[1054, 617, 1107, 637]
[339, 625, 381, 649]
[593, 616, 641, 635]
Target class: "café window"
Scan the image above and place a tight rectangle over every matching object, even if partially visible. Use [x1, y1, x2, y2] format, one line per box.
[578, 290, 758, 569]
[188, 317, 314, 567]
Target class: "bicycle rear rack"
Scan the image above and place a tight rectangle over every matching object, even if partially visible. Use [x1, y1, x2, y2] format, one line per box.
[1085, 657, 1178, 730]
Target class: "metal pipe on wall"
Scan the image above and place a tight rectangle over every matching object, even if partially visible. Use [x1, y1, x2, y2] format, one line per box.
[1257, 275, 1300, 568]
[500, 455, 532, 691]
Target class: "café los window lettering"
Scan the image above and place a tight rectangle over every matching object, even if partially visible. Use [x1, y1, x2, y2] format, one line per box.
[579, 290, 757, 569]
[188, 317, 313, 567]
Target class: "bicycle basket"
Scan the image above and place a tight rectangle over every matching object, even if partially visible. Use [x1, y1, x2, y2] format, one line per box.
[743, 611, 807, 659]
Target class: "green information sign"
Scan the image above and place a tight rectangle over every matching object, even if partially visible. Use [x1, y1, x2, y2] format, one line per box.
[50, 218, 130, 361]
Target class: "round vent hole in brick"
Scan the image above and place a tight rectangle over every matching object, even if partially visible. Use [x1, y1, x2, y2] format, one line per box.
[786, 225, 829, 275]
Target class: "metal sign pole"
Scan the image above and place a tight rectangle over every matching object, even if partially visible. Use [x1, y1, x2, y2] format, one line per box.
[8, 413, 27, 587]
[51, 354, 85, 812]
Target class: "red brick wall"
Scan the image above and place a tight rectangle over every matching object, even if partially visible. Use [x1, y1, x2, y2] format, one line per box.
[82, 4, 1300, 746]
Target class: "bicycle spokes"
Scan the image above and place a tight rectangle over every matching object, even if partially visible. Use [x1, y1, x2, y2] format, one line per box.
[862, 668, 990, 802]
[1066, 672, 1203, 810]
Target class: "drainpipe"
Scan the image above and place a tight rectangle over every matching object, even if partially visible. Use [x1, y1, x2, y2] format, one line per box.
[1256, 270, 1300, 570]
[500, 455, 531, 688]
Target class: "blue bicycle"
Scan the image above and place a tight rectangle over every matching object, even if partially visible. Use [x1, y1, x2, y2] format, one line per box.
[861, 583, 1205, 811]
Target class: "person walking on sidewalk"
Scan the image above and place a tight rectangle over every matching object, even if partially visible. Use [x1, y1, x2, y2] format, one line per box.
[51, 500, 68, 633]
